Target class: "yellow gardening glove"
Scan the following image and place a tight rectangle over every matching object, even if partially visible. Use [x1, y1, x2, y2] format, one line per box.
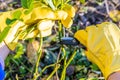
[12, 2, 75, 39]
[0, 1, 75, 51]
[15, 20, 55, 39]
[0, 11, 54, 50]
[19, 3, 75, 39]
[109, 10, 120, 22]
[21, 2, 75, 28]
[74, 22, 120, 79]
[0, 11, 26, 51]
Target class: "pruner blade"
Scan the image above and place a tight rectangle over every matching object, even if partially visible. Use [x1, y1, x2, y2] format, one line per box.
[60, 37, 79, 46]
[60, 37, 86, 50]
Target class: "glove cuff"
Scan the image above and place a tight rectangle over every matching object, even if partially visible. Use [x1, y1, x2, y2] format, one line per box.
[104, 68, 120, 80]
[4, 41, 17, 51]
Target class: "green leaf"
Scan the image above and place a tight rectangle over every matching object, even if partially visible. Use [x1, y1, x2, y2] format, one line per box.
[14, 43, 25, 59]
[21, 0, 28, 8]
[19, 66, 26, 74]
[12, 10, 22, 19]
[28, 0, 34, 9]
[90, 63, 99, 71]
[6, 18, 16, 25]
[21, 0, 34, 9]
[24, 10, 31, 14]
[5, 55, 13, 67]
[79, 0, 86, 4]
[0, 26, 11, 43]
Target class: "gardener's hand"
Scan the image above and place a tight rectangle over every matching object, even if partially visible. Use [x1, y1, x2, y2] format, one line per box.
[0, 11, 54, 50]
[0, 2, 75, 51]
[74, 22, 120, 79]
[21, 2, 75, 28]
[0, 11, 25, 50]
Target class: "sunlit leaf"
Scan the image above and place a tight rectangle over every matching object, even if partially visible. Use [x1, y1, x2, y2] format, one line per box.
[79, 0, 86, 4]
[12, 10, 22, 19]
[91, 64, 99, 71]
[21, 0, 28, 8]
[0, 26, 11, 43]
[6, 18, 17, 25]
[21, 0, 34, 9]
[14, 43, 25, 59]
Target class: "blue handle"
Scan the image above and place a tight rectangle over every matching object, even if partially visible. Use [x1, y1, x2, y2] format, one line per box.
[0, 64, 5, 80]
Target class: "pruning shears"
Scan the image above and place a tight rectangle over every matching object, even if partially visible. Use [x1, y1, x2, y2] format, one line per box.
[60, 37, 86, 50]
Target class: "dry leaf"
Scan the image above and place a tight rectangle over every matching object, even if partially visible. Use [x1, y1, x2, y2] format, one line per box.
[27, 40, 39, 64]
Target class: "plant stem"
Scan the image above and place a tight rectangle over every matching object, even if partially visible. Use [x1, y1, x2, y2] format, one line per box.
[60, 47, 67, 80]
[58, 21, 63, 41]
[60, 48, 77, 80]
[40, 64, 55, 76]
[46, 64, 60, 80]
[60, 0, 64, 9]
[66, 48, 77, 67]
[40, 51, 63, 76]
[65, 0, 70, 4]
[33, 32, 43, 80]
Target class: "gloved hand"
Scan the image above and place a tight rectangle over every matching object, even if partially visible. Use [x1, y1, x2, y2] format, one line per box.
[109, 10, 120, 22]
[74, 22, 120, 79]
[0, 11, 25, 50]
[0, 2, 75, 51]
